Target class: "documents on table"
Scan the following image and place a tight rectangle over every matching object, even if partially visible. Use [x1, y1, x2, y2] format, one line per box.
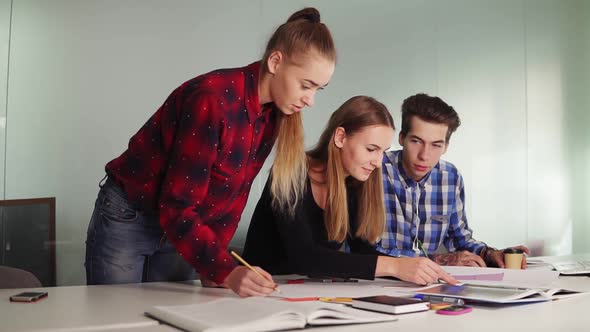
[441, 266, 559, 288]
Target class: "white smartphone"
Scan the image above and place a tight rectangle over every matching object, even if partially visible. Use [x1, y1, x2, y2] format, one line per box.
[9, 291, 48, 302]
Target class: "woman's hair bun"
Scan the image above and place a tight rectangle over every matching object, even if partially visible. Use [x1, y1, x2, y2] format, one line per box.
[287, 7, 321, 23]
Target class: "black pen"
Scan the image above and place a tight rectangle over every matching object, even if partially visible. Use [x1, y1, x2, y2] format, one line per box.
[414, 294, 465, 306]
[304, 277, 358, 283]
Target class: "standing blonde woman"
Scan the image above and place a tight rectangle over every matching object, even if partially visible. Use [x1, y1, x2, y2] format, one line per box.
[85, 7, 336, 297]
[243, 96, 457, 285]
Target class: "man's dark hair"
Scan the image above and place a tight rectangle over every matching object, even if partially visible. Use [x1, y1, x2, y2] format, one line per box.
[400, 93, 461, 143]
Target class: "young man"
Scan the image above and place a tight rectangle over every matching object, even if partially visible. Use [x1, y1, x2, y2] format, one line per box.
[376, 93, 529, 268]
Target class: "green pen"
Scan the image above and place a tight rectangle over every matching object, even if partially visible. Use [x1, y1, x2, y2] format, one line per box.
[417, 239, 451, 284]
[416, 239, 429, 258]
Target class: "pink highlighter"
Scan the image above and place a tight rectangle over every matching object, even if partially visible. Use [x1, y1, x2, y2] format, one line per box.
[436, 305, 473, 315]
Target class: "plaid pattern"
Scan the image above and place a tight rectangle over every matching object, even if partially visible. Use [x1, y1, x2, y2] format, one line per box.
[105, 62, 277, 283]
[376, 150, 485, 257]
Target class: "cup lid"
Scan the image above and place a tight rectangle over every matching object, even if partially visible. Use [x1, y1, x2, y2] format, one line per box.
[503, 248, 524, 254]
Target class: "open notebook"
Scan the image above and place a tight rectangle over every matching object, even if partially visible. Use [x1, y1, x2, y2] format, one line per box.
[552, 259, 590, 276]
[414, 283, 583, 304]
[146, 297, 397, 332]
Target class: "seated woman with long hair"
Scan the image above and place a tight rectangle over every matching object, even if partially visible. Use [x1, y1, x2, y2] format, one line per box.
[242, 96, 456, 295]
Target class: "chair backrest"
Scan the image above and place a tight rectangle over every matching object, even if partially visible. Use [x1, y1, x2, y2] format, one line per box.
[0, 265, 42, 289]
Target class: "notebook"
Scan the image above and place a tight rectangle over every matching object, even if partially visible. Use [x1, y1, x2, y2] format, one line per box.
[552, 260, 590, 276]
[351, 295, 429, 314]
[146, 297, 397, 332]
[414, 283, 582, 304]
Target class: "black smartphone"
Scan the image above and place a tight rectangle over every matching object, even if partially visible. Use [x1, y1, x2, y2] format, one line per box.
[9, 291, 48, 302]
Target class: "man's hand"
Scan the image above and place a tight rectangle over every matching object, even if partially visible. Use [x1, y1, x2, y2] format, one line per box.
[221, 265, 277, 297]
[485, 245, 530, 268]
[432, 251, 486, 267]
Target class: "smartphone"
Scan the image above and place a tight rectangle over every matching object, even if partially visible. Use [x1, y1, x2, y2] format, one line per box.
[9, 291, 48, 302]
[435, 305, 473, 315]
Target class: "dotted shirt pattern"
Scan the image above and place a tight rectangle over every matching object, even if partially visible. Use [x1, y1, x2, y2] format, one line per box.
[106, 62, 277, 283]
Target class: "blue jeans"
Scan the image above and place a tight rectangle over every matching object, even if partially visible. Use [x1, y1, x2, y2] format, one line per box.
[85, 177, 195, 284]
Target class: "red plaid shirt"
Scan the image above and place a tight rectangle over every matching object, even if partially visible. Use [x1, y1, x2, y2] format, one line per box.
[106, 62, 277, 283]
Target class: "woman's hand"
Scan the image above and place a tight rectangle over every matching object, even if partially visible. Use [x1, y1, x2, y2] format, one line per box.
[222, 266, 278, 297]
[377, 256, 459, 285]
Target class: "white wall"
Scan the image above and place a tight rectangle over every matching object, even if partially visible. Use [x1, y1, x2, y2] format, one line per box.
[2, 0, 589, 285]
[564, 0, 590, 254]
[525, 0, 590, 255]
[433, 0, 529, 249]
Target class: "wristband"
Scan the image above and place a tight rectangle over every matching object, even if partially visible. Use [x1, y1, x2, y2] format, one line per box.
[482, 246, 498, 265]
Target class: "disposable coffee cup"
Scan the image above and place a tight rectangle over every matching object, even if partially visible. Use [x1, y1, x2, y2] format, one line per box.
[503, 248, 524, 269]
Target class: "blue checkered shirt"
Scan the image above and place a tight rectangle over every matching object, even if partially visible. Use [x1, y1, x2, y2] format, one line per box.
[375, 150, 486, 257]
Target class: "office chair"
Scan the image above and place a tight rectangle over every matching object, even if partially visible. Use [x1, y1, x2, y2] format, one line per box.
[0, 265, 42, 289]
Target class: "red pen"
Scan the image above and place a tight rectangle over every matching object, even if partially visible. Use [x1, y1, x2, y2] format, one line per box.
[287, 279, 306, 284]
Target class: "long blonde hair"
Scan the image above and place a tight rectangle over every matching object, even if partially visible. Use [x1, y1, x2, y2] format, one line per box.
[307, 96, 394, 243]
[265, 7, 337, 215]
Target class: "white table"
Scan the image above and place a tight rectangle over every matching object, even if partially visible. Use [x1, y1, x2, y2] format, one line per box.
[0, 281, 231, 332]
[1, 254, 589, 332]
[107, 326, 181, 332]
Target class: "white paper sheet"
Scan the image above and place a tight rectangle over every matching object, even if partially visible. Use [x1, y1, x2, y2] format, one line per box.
[442, 266, 559, 288]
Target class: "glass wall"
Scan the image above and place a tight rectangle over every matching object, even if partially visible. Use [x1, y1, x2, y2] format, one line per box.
[1, 0, 588, 286]
[0, 0, 9, 197]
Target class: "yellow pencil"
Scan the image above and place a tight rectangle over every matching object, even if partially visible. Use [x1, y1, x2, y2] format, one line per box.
[230, 251, 280, 293]
[319, 297, 353, 303]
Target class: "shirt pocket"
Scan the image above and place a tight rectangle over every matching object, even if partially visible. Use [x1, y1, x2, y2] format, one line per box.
[423, 214, 449, 248]
[210, 165, 233, 183]
[209, 165, 240, 202]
